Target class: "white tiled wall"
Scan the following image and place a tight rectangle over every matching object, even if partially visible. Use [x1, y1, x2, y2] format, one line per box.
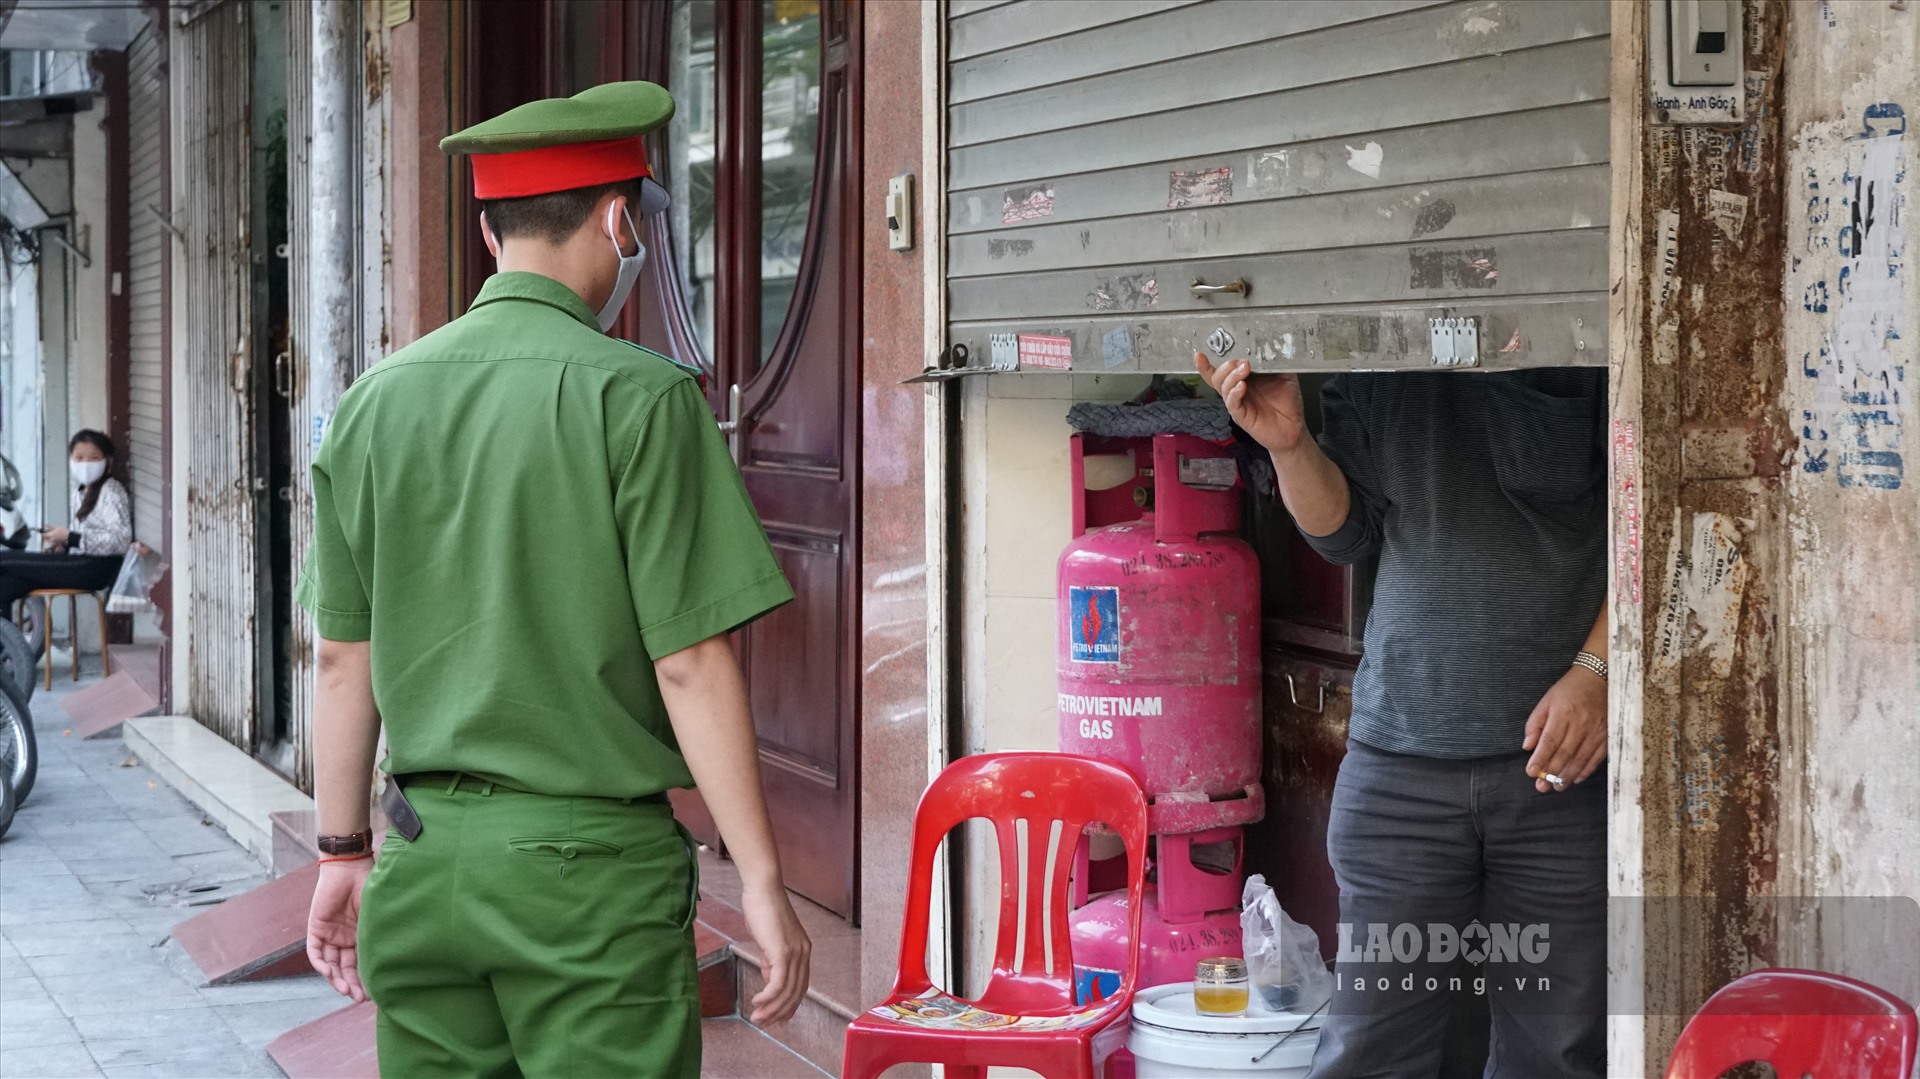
[958, 371, 1151, 995]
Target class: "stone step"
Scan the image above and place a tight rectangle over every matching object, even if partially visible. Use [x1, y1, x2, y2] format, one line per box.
[269, 807, 390, 877]
[701, 1017, 831, 1078]
[123, 715, 313, 864]
[736, 940, 856, 1077]
[696, 916, 740, 1019]
[691, 852, 862, 1077]
[270, 808, 322, 877]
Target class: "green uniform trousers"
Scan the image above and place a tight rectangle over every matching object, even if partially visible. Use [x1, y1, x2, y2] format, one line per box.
[359, 777, 700, 1078]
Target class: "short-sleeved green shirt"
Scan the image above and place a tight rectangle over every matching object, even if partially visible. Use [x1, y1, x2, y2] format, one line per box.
[295, 271, 793, 798]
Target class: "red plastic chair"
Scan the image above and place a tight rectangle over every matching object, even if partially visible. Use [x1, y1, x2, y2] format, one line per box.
[843, 753, 1149, 1079]
[1665, 968, 1918, 1079]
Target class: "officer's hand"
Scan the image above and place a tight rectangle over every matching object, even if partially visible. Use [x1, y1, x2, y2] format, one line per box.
[1522, 667, 1608, 793]
[308, 858, 374, 1002]
[1193, 352, 1310, 455]
[742, 884, 811, 1025]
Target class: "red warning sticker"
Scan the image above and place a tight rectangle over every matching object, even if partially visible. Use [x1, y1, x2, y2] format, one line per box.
[1017, 333, 1074, 371]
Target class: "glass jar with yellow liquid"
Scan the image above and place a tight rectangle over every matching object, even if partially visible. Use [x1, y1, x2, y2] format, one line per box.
[1193, 957, 1250, 1017]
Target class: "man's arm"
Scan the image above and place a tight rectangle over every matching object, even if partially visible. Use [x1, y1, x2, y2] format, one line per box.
[308, 638, 380, 1001]
[655, 635, 811, 1025]
[1522, 603, 1610, 791]
[1272, 433, 1355, 539]
[1193, 353, 1358, 540]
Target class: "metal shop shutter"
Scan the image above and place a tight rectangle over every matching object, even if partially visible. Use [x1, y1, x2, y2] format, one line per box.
[126, 24, 167, 542]
[944, 0, 1612, 374]
[174, 0, 260, 748]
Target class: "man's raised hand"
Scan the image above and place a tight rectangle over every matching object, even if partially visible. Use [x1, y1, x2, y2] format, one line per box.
[1193, 352, 1310, 455]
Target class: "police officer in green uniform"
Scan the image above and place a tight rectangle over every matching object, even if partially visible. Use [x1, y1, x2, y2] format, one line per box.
[298, 81, 812, 1078]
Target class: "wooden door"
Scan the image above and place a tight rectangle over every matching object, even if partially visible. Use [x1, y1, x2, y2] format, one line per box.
[725, 0, 863, 921]
[461, 0, 864, 919]
[646, 0, 863, 920]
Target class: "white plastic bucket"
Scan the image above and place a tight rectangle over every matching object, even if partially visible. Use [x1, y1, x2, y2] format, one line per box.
[1128, 982, 1322, 1078]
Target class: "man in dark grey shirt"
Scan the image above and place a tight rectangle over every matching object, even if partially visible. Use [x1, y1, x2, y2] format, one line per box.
[1199, 354, 1608, 1077]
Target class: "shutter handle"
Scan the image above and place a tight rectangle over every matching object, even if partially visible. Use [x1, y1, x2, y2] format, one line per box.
[1190, 278, 1249, 297]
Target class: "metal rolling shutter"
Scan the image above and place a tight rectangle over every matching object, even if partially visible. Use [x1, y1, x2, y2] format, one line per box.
[175, 1, 260, 748]
[126, 24, 167, 542]
[944, 0, 1612, 373]
[285, 0, 316, 789]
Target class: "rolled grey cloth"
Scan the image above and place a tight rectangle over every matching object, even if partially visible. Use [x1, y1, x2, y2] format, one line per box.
[1065, 397, 1233, 440]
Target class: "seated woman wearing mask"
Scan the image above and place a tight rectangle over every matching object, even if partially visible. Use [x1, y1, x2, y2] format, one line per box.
[0, 430, 134, 617]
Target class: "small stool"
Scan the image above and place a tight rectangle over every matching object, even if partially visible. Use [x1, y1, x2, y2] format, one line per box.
[19, 589, 111, 690]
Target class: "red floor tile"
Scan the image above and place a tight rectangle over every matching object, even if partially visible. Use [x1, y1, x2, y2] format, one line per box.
[269, 1000, 379, 1079]
[263, 997, 828, 1075]
[701, 1017, 829, 1077]
[173, 862, 318, 984]
[62, 670, 160, 739]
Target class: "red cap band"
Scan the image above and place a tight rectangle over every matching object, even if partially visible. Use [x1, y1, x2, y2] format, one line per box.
[469, 138, 653, 199]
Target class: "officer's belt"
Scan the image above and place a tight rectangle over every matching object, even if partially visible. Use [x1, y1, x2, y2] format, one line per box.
[393, 771, 669, 805]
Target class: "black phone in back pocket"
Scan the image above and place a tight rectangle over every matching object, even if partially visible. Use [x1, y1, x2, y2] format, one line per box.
[380, 778, 424, 842]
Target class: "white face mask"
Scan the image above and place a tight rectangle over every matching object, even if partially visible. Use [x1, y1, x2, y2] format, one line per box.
[71, 459, 106, 486]
[596, 203, 647, 333]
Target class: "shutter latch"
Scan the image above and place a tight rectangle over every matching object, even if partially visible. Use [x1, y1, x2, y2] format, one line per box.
[1428, 317, 1480, 368]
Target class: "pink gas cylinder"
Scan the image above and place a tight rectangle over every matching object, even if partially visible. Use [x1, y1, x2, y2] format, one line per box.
[1070, 886, 1244, 1005]
[1057, 433, 1264, 834]
[1075, 826, 1247, 924]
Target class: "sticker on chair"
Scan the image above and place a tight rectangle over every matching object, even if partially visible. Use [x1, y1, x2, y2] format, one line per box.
[873, 992, 1107, 1031]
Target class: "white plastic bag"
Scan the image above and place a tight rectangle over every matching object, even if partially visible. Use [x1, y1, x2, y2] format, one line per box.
[1240, 874, 1333, 1013]
[107, 545, 168, 615]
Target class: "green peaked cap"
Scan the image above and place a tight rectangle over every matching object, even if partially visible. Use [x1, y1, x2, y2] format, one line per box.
[439, 81, 676, 156]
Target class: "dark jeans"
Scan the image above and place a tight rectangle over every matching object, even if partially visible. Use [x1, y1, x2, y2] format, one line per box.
[0, 551, 124, 615]
[1309, 740, 1606, 1079]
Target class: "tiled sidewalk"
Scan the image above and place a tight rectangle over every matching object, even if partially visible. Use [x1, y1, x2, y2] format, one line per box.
[0, 682, 340, 1079]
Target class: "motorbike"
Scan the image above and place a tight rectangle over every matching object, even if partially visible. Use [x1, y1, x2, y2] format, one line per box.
[0, 619, 33, 702]
[0, 668, 34, 827]
[0, 454, 41, 833]
[0, 454, 49, 659]
[0, 453, 29, 551]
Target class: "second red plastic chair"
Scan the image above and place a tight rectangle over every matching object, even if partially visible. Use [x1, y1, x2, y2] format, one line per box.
[1665, 967, 1918, 1079]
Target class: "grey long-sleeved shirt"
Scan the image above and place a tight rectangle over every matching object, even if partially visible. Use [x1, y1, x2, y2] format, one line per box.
[1304, 369, 1607, 759]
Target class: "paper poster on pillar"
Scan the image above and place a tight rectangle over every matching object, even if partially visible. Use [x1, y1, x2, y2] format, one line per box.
[1785, 103, 1910, 491]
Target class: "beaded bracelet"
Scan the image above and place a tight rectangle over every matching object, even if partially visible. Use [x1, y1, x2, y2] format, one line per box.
[1572, 650, 1608, 682]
